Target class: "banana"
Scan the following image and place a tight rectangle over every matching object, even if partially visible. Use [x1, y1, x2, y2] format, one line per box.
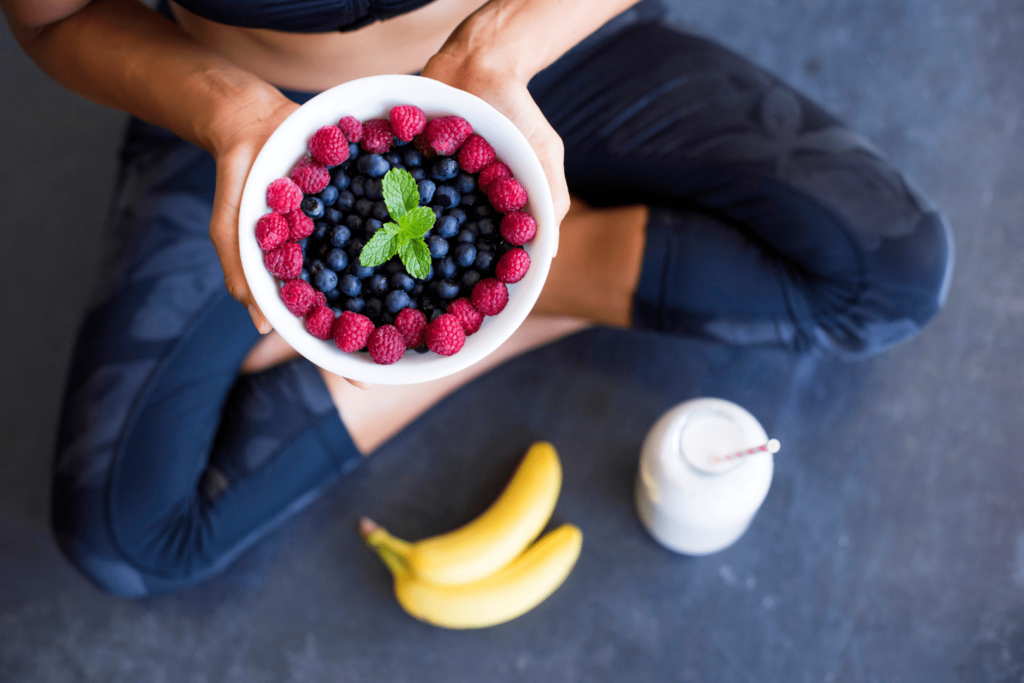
[369, 441, 563, 586]
[368, 524, 583, 630]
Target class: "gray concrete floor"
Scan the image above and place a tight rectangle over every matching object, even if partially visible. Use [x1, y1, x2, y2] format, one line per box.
[2, 1, 1023, 681]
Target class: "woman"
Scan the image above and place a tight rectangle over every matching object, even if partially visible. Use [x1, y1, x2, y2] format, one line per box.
[3, 0, 952, 596]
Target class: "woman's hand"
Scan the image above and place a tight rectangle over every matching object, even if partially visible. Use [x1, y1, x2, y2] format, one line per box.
[206, 91, 300, 333]
[420, 52, 570, 232]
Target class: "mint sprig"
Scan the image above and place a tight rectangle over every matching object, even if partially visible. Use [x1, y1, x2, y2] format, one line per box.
[359, 168, 434, 279]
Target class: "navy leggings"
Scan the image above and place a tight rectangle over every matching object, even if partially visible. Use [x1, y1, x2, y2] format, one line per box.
[52, 6, 953, 596]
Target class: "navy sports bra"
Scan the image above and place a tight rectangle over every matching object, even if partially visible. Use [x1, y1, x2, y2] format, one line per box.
[167, 0, 436, 33]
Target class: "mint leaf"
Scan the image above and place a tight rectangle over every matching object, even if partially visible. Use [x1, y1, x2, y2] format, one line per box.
[382, 168, 420, 220]
[399, 238, 432, 280]
[397, 206, 436, 240]
[360, 223, 403, 267]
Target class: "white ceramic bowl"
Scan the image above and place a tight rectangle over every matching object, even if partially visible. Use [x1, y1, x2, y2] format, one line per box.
[239, 75, 556, 385]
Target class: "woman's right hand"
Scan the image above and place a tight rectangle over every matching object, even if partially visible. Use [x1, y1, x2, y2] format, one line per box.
[205, 90, 300, 334]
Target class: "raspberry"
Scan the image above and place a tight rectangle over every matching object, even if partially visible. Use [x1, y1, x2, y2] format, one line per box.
[280, 279, 316, 317]
[423, 116, 473, 156]
[367, 325, 406, 364]
[488, 177, 528, 213]
[425, 313, 466, 356]
[495, 248, 531, 284]
[389, 105, 427, 142]
[477, 162, 512, 193]
[361, 119, 393, 154]
[255, 212, 289, 251]
[471, 278, 509, 316]
[310, 290, 327, 308]
[413, 133, 437, 160]
[290, 156, 330, 194]
[284, 209, 314, 240]
[499, 212, 537, 246]
[305, 305, 335, 340]
[309, 125, 349, 166]
[332, 311, 375, 352]
[394, 308, 428, 348]
[447, 298, 484, 335]
[457, 134, 496, 173]
[264, 242, 303, 280]
[266, 178, 303, 214]
[337, 115, 363, 143]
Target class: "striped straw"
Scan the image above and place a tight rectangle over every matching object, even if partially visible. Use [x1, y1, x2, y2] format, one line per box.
[713, 438, 781, 463]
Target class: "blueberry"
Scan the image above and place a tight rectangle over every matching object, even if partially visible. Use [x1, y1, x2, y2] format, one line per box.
[324, 208, 343, 225]
[329, 225, 351, 248]
[339, 274, 362, 297]
[389, 272, 415, 292]
[314, 269, 338, 293]
[385, 259, 405, 275]
[313, 241, 331, 260]
[457, 228, 478, 244]
[307, 259, 326, 275]
[352, 263, 375, 279]
[447, 207, 467, 226]
[427, 235, 449, 258]
[313, 223, 330, 241]
[298, 269, 310, 283]
[302, 196, 325, 220]
[365, 178, 384, 200]
[393, 137, 410, 147]
[330, 170, 350, 191]
[434, 185, 461, 209]
[357, 153, 390, 178]
[345, 297, 365, 313]
[385, 289, 412, 314]
[402, 148, 422, 167]
[324, 287, 341, 302]
[430, 205, 444, 220]
[429, 309, 445, 323]
[474, 250, 495, 271]
[437, 255, 458, 280]
[383, 151, 402, 166]
[477, 217, 497, 238]
[435, 214, 459, 238]
[326, 248, 348, 272]
[461, 269, 481, 290]
[474, 204, 493, 219]
[417, 264, 434, 282]
[330, 306, 344, 318]
[350, 176, 366, 197]
[454, 243, 477, 268]
[364, 218, 383, 235]
[460, 192, 478, 207]
[497, 240, 516, 255]
[454, 172, 476, 193]
[355, 198, 374, 217]
[417, 179, 436, 204]
[373, 201, 391, 222]
[392, 164, 407, 172]
[420, 298, 436, 314]
[345, 214, 364, 232]
[436, 279, 459, 299]
[365, 297, 383, 318]
[348, 142, 360, 160]
[335, 190, 355, 212]
[317, 184, 339, 207]
[347, 237, 364, 257]
[413, 344, 429, 354]
[411, 283, 424, 297]
[430, 157, 459, 182]
[409, 167, 426, 181]
[382, 312, 396, 325]
[367, 273, 389, 296]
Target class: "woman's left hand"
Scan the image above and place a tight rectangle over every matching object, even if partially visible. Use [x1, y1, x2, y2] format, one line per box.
[420, 52, 570, 233]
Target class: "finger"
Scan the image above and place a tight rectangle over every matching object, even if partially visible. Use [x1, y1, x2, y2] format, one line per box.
[345, 378, 373, 390]
[210, 144, 272, 334]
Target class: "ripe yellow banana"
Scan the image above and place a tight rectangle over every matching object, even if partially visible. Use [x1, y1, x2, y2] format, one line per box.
[368, 524, 583, 630]
[375, 441, 563, 586]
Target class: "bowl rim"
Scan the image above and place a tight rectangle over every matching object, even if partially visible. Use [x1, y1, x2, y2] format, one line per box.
[238, 74, 556, 385]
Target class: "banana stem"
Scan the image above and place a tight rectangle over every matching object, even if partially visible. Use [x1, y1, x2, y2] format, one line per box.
[360, 518, 414, 578]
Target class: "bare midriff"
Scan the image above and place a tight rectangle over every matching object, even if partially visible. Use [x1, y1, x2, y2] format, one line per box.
[169, 0, 489, 92]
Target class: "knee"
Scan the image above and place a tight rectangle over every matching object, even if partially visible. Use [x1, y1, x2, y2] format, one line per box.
[51, 511, 155, 598]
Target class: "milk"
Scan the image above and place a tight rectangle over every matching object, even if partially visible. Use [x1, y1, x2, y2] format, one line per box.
[635, 398, 774, 555]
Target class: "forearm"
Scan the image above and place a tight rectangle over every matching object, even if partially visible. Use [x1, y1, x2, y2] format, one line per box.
[436, 0, 641, 80]
[2, 0, 288, 153]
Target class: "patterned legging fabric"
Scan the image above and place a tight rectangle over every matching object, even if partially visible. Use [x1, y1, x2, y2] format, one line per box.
[51, 8, 953, 596]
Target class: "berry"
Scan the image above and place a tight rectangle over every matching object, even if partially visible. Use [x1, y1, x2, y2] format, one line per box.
[453, 172, 476, 194]
[365, 218, 384, 235]
[305, 305, 335, 340]
[458, 134, 496, 173]
[335, 190, 355, 212]
[476, 217, 497, 238]
[488, 178, 528, 213]
[309, 125, 349, 166]
[427, 235, 449, 258]
[423, 116, 473, 156]
[364, 177, 384, 200]
[355, 198, 374, 217]
[345, 297, 365, 313]
[367, 273, 389, 296]
[391, 272, 415, 292]
[372, 200, 391, 222]
[417, 179, 436, 204]
[280, 279, 316, 317]
[317, 184, 339, 207]
[337, 116, 363, 143]
[361, 119, 393, 154]
[447, 298, 484, 335]
[425, 314, 466, 356]
[384, 151, 402, 165]
[301, 196, 324, 220]
[434, 185, 460, 209]
[496, 248, 530, 283]
[413, 133, 438, 160]
[389, 105, 427, 142]
[472, 278, 509, 316]
[435, 279, 459, 300]
[437, 256, 457, 280]
[364, 297, 383, 319]
[402, 148, 423, 168]
[264, 243, 303, 280]
[447, 208, 467, 226]
[477, 162, 512, 193]
[339, 273, 362, 297]
[284, 209, 315, 240]
[290, 156, 331, 194]
[456, 227, 477, 244]
[368, 325, 406, 364]
[326, 248, 348, 272]
[314, 269, 338, 293]
[329, 225, 351, 248]
[461, 269, 481, 291]
[499, 211, 537, 245]
[266, 178, 303, 213]
[430, 157, 459, 182]
[332, 311, 375, 352]
[330, 170, 350, 191]
[385, 289, 412, 314]
[394, 308, 428, 348]
[474, 250, 496, 271]
[454, 243, 477, 268]
[436, 214, 459, 238]
[311, 290, 328, 309]
[357, 153, 390, 178]
[256, 212, 289, 251]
